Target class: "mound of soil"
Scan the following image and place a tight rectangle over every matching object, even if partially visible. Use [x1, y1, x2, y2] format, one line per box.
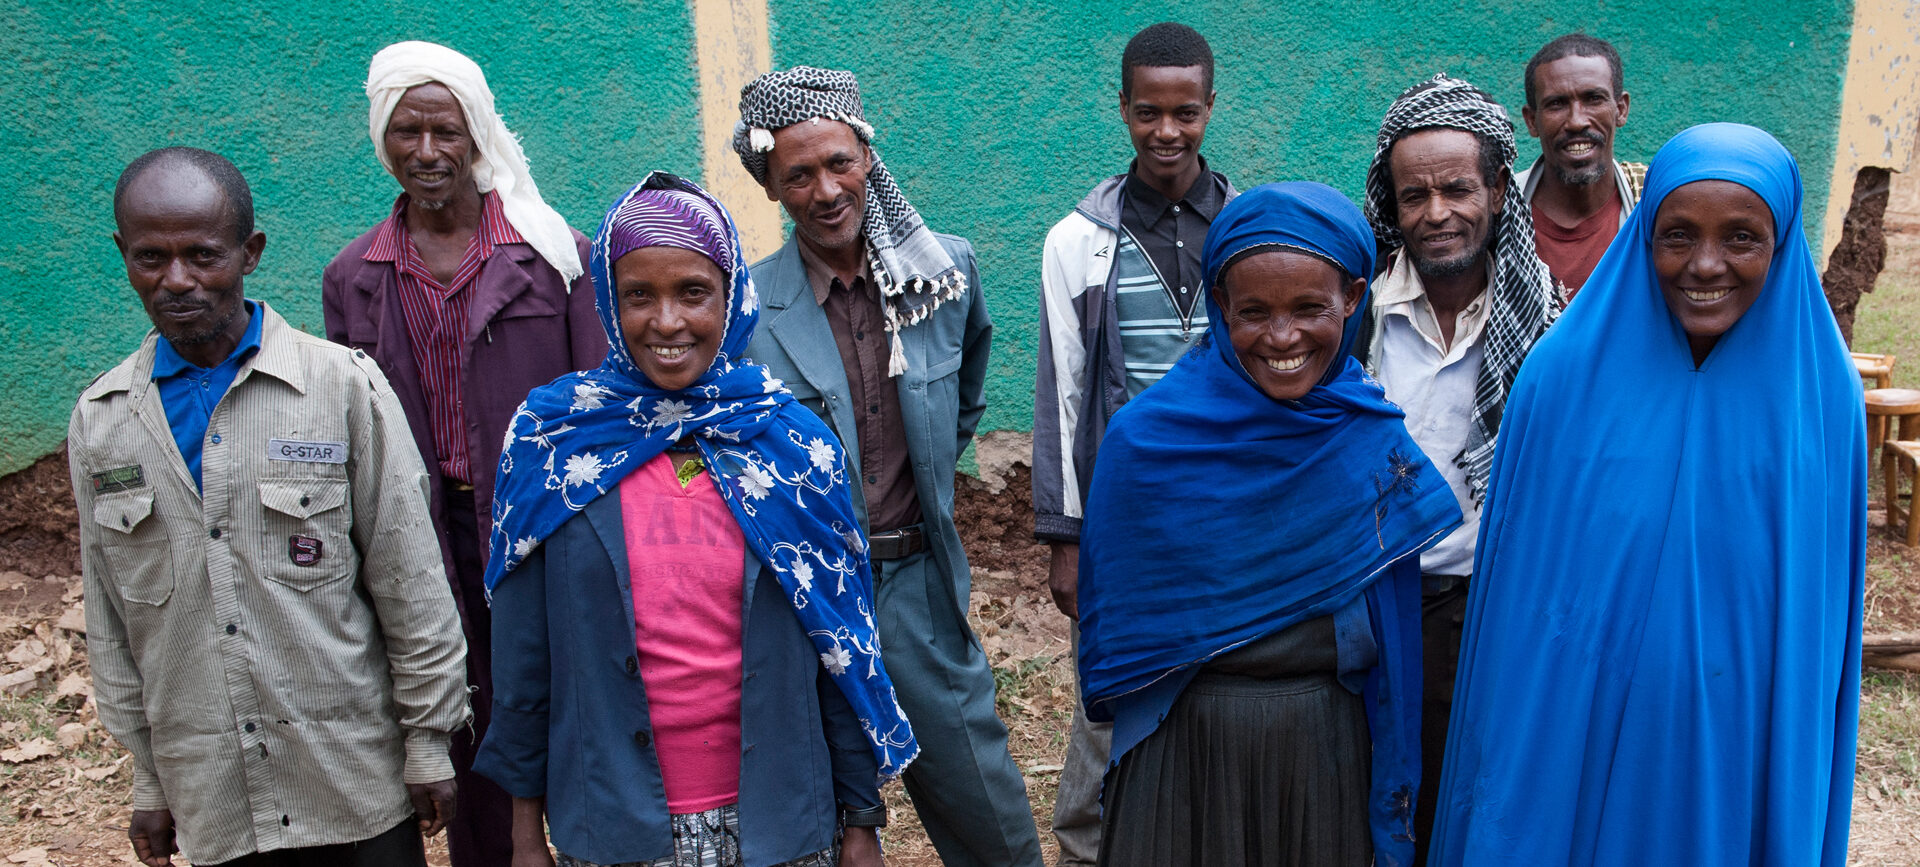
[0, 448, 78, 578]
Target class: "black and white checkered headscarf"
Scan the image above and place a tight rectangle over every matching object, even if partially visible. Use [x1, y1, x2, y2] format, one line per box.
[733, 66, 965, 376]
[1363, 73, 1559, 504]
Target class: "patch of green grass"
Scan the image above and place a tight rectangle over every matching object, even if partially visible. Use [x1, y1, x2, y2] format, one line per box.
[1858, 670, 1920, 788]
[992, 653, 1056, 713]
[1852, 253, 1920, 381]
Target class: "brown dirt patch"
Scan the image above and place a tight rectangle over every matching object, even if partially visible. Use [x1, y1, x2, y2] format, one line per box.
[1824, 166, 1892, 346]
[0, 449, 78, 580]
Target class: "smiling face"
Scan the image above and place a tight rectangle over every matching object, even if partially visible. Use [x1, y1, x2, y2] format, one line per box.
[1215, 250, 1364, 401]
[1120, 64, 1214, 199]
[1523, 54, 1628, 187]
[383, 83, 477, 210]
[1652, 179, 1775, 365]
[1388, 128, 1504, 281]
[763, 120, 870, 256]
[114, 164, 264, 366]
[614, 246, 729, 390]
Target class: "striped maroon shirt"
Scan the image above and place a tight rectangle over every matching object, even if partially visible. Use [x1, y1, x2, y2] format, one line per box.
[364, 192, 524, 484]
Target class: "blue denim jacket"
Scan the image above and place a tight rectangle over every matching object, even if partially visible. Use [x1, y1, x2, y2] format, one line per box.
[474, 491, 880, 867]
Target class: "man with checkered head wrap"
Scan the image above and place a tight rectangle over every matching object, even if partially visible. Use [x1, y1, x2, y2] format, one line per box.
[1351, 72, 1558, 865]
[732, 67, 1044, 867]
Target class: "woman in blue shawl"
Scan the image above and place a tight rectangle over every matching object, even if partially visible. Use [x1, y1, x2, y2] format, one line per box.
[1077, 182, 1462, 867]
[1429, 124, 1865, 865]
[474, 173, 913, 867]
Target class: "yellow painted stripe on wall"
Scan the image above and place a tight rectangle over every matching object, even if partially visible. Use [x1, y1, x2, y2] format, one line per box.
[1821, 0, 1920, 263]
[694, 0, 784, 261]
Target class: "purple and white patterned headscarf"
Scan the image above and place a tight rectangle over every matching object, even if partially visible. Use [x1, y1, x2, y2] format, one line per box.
[486, 172, 919, 780]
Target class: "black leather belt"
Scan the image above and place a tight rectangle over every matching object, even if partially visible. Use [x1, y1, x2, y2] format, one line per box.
[868, 524, 927, 561]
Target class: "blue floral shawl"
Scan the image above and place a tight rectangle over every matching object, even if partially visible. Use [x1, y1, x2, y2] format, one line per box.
[484, 172, 917, 780]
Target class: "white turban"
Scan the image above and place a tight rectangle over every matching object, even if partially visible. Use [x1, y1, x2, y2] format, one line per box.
[366, 41, 583, 284]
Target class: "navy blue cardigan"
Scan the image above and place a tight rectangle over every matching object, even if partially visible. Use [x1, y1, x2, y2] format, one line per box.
[474, 489, 881, 866]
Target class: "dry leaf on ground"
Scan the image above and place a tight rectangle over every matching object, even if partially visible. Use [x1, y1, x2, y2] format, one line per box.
[0, 737, 59, 763]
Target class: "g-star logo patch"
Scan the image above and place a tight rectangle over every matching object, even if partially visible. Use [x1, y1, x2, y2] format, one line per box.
[288, 535, 324, 567]
[268, 439, 347, 464]
[90, 465, 145, 494]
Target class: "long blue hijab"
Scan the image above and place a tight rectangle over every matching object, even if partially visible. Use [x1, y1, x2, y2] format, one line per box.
[1078, 182, 1462, 865]
[485, 172, 917, 780]
[1429, 124, 1865, 865]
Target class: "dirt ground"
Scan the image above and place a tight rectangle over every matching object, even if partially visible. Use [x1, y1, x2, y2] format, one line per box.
[5, 246, 1920, 864]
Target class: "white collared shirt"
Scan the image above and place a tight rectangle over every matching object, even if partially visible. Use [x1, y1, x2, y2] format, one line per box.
[1366, 251, 1488, 576]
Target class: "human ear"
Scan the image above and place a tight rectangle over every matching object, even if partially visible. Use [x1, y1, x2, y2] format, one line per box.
[241, 232, 266, 275]
[1342, 277, 1366, 318]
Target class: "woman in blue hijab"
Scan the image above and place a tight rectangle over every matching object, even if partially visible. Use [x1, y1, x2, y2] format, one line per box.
[1429, 124, 1865, 865]
[1077, 182, 1462, 866]
[475, 173, 913, 867]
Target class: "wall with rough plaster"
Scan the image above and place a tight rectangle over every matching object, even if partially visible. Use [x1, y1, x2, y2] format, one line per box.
[1823, 0, 1920, 261]
[766, 0, 1855, 438]
[1, 0, 1886, 473]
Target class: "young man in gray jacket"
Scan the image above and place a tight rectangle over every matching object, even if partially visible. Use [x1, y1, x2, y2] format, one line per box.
[1031, 22, 1234, 865]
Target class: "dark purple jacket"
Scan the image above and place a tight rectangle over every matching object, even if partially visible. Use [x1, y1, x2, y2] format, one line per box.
[322, 224, 607, 617]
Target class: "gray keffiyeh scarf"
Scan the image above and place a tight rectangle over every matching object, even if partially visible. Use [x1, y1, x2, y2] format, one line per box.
[1363, 73, 1559, 504]
[732, 66, 965, 376]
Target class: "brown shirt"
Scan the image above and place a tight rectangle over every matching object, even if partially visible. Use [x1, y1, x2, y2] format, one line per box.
[797, 242, 923, 532]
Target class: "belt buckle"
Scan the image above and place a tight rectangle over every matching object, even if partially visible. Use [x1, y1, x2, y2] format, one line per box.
[868, 525, 924, 561]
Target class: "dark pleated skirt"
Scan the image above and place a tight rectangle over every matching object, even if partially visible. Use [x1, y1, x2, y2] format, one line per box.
[1098, 617, 1372, 867]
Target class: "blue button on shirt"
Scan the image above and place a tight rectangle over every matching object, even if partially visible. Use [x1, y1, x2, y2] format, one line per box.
[152, 300, 263, 491]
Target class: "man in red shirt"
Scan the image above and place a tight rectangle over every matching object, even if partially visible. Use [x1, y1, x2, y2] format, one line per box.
[320, 41, 607, 867]
[1516, 33, 1646, 303]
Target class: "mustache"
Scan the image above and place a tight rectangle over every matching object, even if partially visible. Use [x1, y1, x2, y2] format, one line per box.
[810, 195, 857, 218]
[1555, 130, 1605, 148]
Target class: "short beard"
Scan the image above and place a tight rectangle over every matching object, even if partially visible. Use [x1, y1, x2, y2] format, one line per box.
[157, 304, 240, 347]
[415, 196, 449, 211]
[1411, 233, 1495, 281]
[1552, 162, 1607, 187]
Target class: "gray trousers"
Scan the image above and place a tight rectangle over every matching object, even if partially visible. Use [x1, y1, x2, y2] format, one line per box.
[1052, 624, 1111, 866]
[875, 551, 1044, 867]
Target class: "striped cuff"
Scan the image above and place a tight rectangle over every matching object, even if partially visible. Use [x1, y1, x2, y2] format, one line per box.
[131, 762, 169, 811]
[402, 730, 455, 785]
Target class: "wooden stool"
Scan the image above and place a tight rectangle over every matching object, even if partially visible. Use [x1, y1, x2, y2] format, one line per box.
[1865, 388, 1920, 457]
[1885, 440, 1920, 547]
[1854, 352, 1896, 390]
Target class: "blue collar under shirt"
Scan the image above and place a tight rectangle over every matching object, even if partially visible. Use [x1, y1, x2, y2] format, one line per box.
[151, 300, 263, 492]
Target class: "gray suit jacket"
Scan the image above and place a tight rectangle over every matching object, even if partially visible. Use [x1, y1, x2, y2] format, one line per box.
[743, 234, 992, 613]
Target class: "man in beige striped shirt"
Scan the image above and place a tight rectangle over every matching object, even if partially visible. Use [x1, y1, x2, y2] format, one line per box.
[72, 147, 470, 867]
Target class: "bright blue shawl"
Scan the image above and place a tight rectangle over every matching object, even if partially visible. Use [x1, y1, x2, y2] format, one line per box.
[1078, 182, 1463, 865]
[1429, 124, 1865, 865]
[485, 172, 917, 780]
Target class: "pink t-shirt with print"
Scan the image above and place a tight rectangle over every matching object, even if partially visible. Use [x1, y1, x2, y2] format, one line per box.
[619, 452, 746, 814]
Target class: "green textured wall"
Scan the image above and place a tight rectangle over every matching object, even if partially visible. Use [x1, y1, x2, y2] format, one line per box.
[1, 0, 701, 473]
[767, 0, 1853, 438]
[1, 0, 1853, 473]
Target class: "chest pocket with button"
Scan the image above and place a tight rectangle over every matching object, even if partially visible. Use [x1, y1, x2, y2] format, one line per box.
[256, 479, 352, 590]
[93, 490, 174, 607]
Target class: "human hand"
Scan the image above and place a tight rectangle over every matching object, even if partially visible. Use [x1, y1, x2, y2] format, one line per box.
[839, 826, 884, 867]
[1047, 542, 1080, 620]
[129, 809, 177, 867]
[407, 777, 458, 837]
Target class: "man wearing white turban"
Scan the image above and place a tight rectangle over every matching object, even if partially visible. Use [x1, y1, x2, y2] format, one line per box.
[321, 40, 608, 867]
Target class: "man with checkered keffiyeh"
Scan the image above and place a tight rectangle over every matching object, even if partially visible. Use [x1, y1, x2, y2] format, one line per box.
[1349, 72, 1559, 865]
[730, 67, 1046, 867]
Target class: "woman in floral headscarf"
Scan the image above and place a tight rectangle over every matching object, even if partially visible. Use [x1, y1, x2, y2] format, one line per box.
[474, 173, 914, 867]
